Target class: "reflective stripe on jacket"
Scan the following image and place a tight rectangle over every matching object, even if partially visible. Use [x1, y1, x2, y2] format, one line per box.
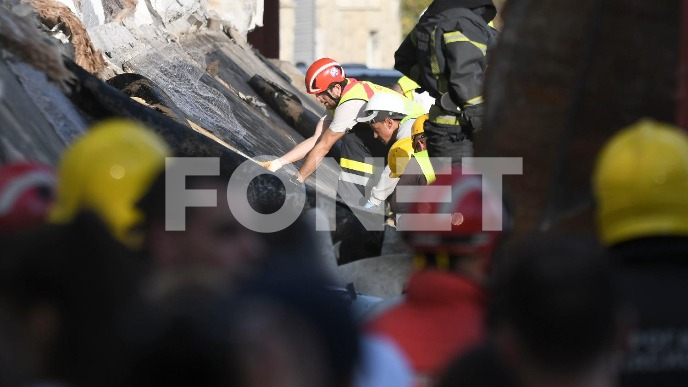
[394, 6, 497, 108]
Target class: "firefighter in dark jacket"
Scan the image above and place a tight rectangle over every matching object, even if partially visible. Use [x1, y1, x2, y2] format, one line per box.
[593, 119, 688, 387]
[395, 0, 498, 164]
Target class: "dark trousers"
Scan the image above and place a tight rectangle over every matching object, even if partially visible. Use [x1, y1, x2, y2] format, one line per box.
[424, 120, 474, 166]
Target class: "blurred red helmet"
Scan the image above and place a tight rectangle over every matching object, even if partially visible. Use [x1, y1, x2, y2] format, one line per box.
[304, 58, 346, 94]
[0, 161, 56, 233]
[400, 166, 508, 259]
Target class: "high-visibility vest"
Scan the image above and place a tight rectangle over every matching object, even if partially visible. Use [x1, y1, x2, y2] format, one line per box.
[336, 79, 425, 188]
[397, 75, 421, 99]
[412, 150, 436, 184]
[338, 79, 388, 105]
[338, 79, 426, 120]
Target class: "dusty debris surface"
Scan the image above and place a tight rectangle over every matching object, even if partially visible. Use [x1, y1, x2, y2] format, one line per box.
[0, 0, 407, 290]
[0, 0, 341, 190]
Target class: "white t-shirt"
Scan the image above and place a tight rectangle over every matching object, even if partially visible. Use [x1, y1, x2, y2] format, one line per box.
[328, 99, 368, 133]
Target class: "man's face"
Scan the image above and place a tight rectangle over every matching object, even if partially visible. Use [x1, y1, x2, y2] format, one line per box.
[315, 84, 341, 110]
[371, 117, 396, 145]
[413, 133, 427, 152]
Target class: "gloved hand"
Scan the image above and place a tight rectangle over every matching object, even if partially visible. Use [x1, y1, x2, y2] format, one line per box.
[258, 158, 285, 172]
[462, 104, 485, 133]
[288, 172, 304, 187]
[363, 199, 385, 213]
[364, 200, 377, 209]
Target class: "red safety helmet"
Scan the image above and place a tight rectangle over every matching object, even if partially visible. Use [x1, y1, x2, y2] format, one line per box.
[304, 58, 346, 94]
[401, 166, 508, 260]
[0, 161, 56, 233]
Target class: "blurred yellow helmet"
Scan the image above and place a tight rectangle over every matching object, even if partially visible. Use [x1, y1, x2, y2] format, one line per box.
[412, 114, 429, 137]
[388, 137, 414, 178]
[593, 119, 688, 246]
[49, 118, 171, 249]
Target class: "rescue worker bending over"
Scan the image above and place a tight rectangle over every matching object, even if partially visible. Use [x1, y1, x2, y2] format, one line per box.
[261, 58, 424, 204]
[387, 114, 436, 215]
[354, 93, 424, 209]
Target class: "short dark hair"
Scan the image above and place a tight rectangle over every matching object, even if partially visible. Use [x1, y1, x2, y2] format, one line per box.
[371, 111, 405, 123]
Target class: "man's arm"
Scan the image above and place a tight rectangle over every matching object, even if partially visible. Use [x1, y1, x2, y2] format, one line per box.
[296, 128, 345, 182]
[368, 165, 401, 206]
[281, 117, 330, 164]
[261, 117, 331, 172]
[443, 17, 493, 132]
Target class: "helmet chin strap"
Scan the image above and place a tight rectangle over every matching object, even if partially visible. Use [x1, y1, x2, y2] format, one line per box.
[324, 84, 341, 105]
[325, 90, 341, 105]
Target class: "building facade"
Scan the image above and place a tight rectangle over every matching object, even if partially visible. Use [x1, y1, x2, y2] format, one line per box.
[280, 0, 402, 69]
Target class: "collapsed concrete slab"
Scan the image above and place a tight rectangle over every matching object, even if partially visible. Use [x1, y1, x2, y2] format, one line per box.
[0, 0, 399, 274]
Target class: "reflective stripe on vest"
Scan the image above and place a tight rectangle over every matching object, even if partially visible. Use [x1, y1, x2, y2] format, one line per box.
[339, 171, 370, 186]
[397, 76, 420, 98]
[340, 158, 375, 174]
[429, 25, 445, 94]
[413, 150, 436, 184]
[339, 79, 425, 120]
[405, 99, 427, 119]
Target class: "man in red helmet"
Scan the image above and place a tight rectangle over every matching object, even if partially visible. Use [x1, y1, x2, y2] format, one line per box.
[365, 166, 507, 386]
[262, 58, 425, 204]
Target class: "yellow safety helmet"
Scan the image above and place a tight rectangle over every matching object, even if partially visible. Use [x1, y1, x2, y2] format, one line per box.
[397, 76, 420, 100]
[49, 118, 171, 249]
[412, 114, 429, 137]
[593, 119, 688, 246]
[388, 137, 414, 178]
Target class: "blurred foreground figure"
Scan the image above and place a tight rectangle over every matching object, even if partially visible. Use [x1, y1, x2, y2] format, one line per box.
[236, 270, 361, 387]
[0, 120, 166, 386]
[122, 281, 241, 387]
[482, 235, 623, 387]
[0, 161, 56, 234]
[0, 211, 145, 387]
[137, 170, 267, 295]
[366, 167, 508, 385]
[594, 119, 688, 386]
[437, 235, 623, 387]
[48, 118, 171, 250]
